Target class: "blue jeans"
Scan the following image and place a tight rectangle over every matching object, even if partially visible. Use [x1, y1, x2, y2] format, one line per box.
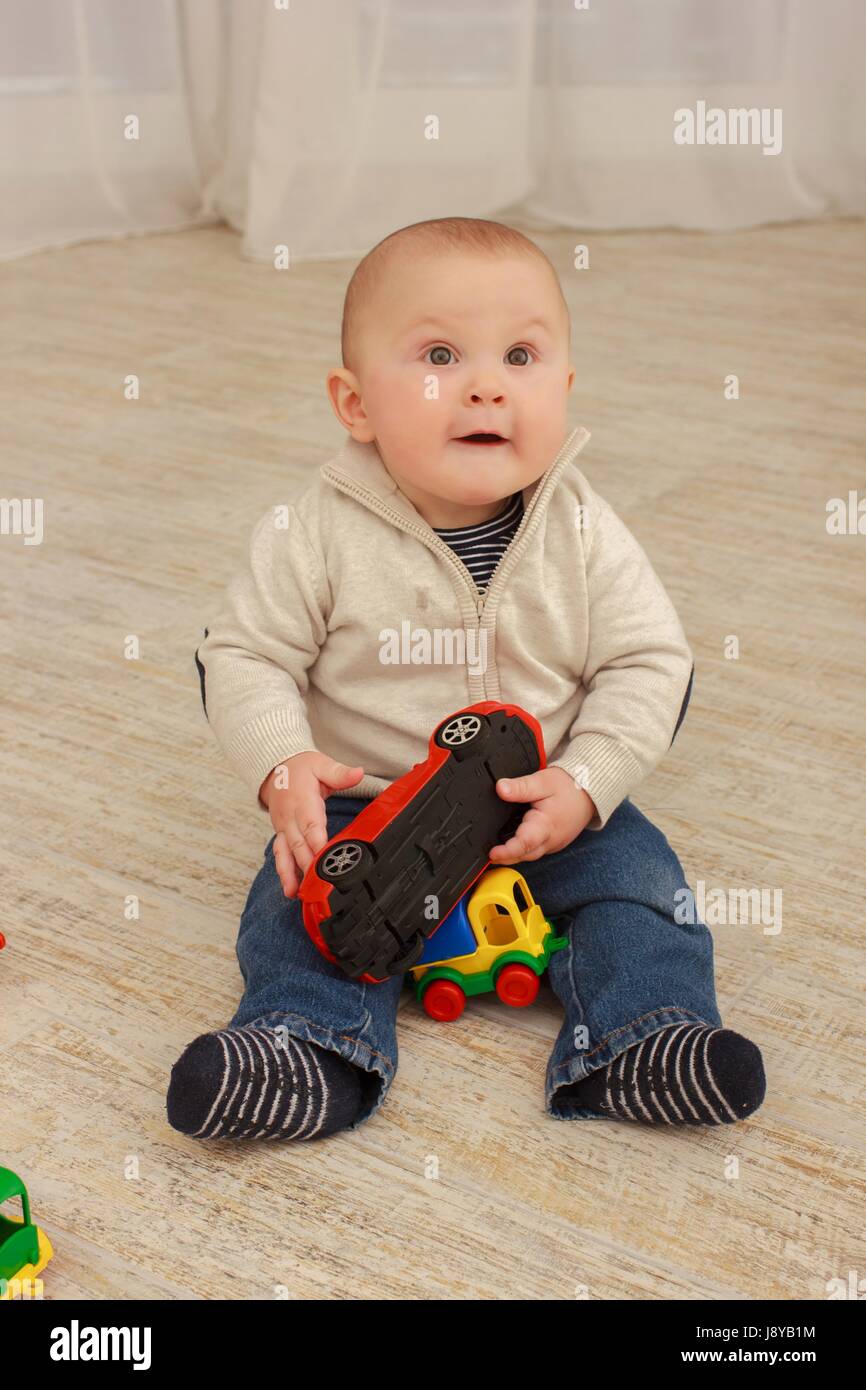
[228, 786, 722, 1128]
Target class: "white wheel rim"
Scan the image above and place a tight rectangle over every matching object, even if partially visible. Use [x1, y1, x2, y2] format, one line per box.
[440, 714, 482, 745]
[321, 843, 364, 876]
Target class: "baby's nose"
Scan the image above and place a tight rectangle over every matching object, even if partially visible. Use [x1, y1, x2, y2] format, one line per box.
[468, 384, 506, 404]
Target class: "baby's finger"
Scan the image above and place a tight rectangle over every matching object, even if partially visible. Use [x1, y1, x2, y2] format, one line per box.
[489, 810, 550, 864]
[496, 772, 550, 803]
[284, 817, 317, 881]
[488, 822, 528, 864]
[273, 831, 300, 898]
[294, 784, 329, 861]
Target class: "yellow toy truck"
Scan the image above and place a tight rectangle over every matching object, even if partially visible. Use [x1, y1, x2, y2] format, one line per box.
[0, 1166, 53, 1299]
[409, 866, 567, 1020]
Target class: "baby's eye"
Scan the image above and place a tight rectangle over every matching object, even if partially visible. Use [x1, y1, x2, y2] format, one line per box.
[427, 344, 454, 366]
[506, 345, 531, 366]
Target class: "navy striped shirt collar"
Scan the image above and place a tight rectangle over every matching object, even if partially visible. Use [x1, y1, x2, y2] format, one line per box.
[431, 491, 522, 536]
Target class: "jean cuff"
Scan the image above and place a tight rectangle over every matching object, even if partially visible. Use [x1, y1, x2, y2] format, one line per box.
[238, 1008, 395, 1130]
[545, 1005, 720, 1121]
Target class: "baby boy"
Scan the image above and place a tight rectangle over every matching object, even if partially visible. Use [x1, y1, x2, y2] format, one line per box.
[167, 217, 766, 1142]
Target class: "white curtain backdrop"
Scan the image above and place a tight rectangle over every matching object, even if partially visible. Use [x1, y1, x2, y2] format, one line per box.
[1, 0, 864, 264]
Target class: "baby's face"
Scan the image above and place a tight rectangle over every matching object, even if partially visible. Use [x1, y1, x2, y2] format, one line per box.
[332, 252, 575, 525]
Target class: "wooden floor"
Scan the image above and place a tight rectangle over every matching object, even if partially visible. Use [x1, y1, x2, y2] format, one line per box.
[1, 220, 863, 1301]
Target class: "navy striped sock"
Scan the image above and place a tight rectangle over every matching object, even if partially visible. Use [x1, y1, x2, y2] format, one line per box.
[571, 1024, 766, 1125]
[167, 1026, 364, 1140]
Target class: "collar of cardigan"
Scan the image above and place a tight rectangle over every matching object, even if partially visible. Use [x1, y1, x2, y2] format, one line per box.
[320, 424, 592, 529]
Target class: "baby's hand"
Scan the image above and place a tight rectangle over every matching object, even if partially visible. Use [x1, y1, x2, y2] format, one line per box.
[260, 752, 364, 898]
[488, 767, 596, 865]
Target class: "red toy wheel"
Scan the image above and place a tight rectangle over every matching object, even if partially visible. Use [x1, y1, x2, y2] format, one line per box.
[495, 963, 539, 1007]
[422, 978, 466, 1021]
[0, 931, 5, 950]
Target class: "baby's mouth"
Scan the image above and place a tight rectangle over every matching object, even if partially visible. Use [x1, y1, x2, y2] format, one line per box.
[454, 433, 509, 447]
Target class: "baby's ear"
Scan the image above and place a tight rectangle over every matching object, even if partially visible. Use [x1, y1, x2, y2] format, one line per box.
[326, 366, 374, 441]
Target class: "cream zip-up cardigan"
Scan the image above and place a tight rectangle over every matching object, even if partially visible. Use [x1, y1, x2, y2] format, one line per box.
[195, 425, 693, 831]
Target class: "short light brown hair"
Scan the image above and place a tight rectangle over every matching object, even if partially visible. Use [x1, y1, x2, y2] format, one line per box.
[340, 216, 570, 373]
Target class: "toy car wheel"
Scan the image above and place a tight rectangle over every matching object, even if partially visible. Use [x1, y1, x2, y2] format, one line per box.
[433, 711, 489, 761]
[315, 839, 373, 883]
[422, 979, 466, 1021]
[494, 963, 539, 1007]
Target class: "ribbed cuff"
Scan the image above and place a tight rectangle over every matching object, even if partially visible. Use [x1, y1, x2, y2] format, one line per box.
[225, 708, 319, 807]
[548, 731, 644, 830]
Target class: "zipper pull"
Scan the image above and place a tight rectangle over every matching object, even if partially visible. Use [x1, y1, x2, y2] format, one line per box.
[476, 595, 485, 617]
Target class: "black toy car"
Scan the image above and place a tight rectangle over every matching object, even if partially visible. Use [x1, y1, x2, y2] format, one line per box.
[299, 701, 546, 982]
